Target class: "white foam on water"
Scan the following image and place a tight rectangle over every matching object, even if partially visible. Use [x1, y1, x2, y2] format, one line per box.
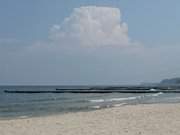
[91, 105, 101, 109]
[146, 92, 163, 97]
[89, 92, 164, 103]
[152, 92, 163, 96]
[107, 96, 138, 102]
[89, 99, 105, 103]
[89, 96, 140, 103]
[113, 103, 127, 107]
[150, 88, 157, 91]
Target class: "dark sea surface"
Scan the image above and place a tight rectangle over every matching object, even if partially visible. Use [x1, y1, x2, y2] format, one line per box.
[1, 86, 180, 119]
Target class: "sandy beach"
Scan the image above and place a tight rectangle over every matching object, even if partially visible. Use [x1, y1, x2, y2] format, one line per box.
[1, 103, 180, 135]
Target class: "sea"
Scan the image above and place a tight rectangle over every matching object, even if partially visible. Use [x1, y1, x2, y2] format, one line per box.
[1, 85, 180, 119]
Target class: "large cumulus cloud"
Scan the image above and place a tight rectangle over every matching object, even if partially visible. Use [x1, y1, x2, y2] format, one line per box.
[49, 6, 131, 47]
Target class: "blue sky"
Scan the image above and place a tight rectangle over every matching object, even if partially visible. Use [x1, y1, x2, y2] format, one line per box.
[0, 0, 180, 85]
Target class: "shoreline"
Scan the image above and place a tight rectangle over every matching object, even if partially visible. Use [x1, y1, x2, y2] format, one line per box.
[0, 102, 177, 120]
[0, 102, 127, 120]
[1, 103, 180, 135]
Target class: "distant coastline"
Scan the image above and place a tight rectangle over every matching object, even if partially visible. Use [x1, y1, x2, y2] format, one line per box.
[141, 77, 180, 86]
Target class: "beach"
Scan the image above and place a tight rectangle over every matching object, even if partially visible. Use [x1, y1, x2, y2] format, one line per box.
[1, 103, 180, 135]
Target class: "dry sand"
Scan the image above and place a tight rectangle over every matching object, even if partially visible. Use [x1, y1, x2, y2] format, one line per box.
[1, 103, 180, 135]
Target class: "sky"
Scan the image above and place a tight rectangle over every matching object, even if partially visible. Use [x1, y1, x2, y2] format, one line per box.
[0, 0, 180, 85]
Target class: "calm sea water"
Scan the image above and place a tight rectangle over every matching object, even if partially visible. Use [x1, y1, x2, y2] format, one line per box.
[1, 86, 180, 119]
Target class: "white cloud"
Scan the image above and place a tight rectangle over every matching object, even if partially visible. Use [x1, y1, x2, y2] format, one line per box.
[49, 6, 132, 48]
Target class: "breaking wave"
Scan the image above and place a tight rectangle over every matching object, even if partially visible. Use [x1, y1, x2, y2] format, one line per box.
[89, 92, 163, 103]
